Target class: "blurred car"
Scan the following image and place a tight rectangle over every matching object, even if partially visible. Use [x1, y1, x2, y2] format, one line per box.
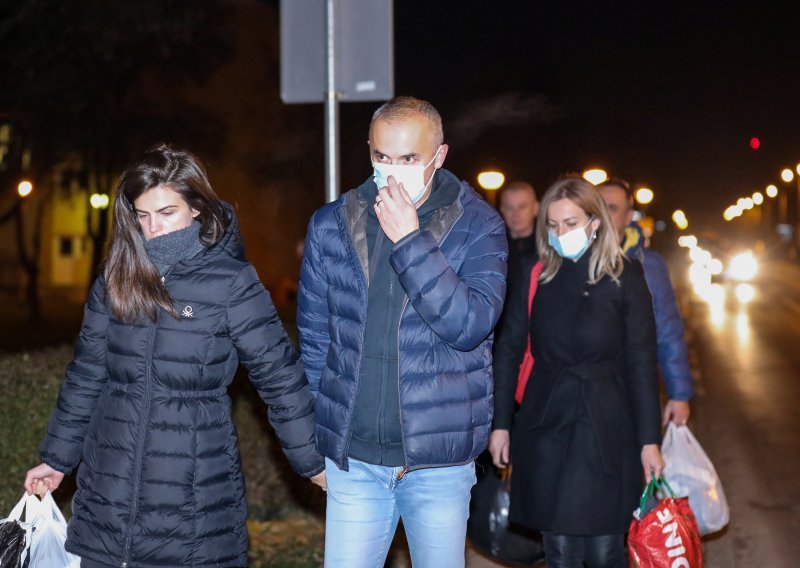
[725, 250, 758, 283]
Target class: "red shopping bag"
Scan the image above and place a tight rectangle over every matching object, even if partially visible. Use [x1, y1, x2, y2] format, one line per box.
[628, 477, 703, 568]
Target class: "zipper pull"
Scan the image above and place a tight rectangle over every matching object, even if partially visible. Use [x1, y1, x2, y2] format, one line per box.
[396, 466, 408, 480]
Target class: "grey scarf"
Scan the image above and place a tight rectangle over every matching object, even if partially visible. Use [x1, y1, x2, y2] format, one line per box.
[142, 221, 205, 276]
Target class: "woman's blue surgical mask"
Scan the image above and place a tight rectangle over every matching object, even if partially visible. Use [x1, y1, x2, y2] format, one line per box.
[548, 218, 595, 260]
[372, 147, 441, 204]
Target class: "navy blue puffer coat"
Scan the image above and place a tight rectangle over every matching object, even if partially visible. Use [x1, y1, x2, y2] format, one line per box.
[39, 211, 323, 567]
[297, 171, 508, 472]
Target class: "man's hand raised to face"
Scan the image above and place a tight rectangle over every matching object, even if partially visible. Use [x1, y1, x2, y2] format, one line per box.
[374, 175, 420, 243]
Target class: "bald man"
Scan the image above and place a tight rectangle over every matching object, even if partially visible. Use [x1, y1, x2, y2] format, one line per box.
[499, 181, 539, 267]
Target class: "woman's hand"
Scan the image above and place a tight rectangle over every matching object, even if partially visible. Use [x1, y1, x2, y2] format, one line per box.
[488, 429, 511, 468]
[25, 463, 65, 496]
[641, 444, 665, 483]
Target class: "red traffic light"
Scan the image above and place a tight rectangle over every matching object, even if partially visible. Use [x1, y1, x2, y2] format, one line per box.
[750, 137, 760, 150]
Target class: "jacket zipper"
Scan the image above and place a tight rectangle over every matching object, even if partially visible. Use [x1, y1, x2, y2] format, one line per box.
[121, 320, 157, 567]
[377, 276, 395, 451]
[395, 296, 410, 478]
[396, 207, 464, 476]
[341, 265, 369, 469]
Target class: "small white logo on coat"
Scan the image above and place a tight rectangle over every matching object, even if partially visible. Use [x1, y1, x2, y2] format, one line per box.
[181, 305, 194, 318]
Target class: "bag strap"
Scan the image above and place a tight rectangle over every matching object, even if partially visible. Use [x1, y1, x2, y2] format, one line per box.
[659, 476, 677, 499]
[39, 492, 67, 524]
[7, 493, 32, 521]
[638, 475, 678, 511]
[526, 260, 543, 318]
[523, 260, 543, 347]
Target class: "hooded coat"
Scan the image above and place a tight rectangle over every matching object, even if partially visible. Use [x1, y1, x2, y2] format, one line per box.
[39, 209, 323, 567]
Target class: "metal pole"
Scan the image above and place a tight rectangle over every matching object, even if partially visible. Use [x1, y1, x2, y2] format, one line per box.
[325, 0, 340, 203]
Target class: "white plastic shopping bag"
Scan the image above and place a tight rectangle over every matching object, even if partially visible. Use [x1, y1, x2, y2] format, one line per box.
[27, 492, 80, 568]
[661, 422, 730, 535]
[0, 493, 38, 567]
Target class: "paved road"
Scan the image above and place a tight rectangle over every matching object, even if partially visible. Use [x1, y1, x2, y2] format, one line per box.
[684, 260, 800, 567]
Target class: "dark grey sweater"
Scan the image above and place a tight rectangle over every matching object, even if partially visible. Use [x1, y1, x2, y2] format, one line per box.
[348, 173, 460, 466]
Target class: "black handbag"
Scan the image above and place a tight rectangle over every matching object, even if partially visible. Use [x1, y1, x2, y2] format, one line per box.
[467, 452, 544, 565]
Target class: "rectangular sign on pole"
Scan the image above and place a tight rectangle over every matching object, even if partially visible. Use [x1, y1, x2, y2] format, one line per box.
[280, 0, 394, 104]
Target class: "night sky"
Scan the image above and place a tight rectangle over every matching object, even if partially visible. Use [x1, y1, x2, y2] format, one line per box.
[334, 2, 800, 233]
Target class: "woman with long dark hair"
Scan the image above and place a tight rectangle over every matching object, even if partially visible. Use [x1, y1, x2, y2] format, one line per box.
[24, 144, 325, 568]
[490, 175, 664, 567]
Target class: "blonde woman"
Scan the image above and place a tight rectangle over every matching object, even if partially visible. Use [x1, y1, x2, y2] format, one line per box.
[490, 175, 664, 567]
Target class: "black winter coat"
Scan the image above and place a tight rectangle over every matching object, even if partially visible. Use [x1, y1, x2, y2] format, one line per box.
[39, 212, 323, 567]
[493, 252, 660, 535]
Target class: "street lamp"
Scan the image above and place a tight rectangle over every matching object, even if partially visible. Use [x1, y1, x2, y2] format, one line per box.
[634, 187, 654, 205]
[90, 193, 110, 209]
[752, 192, 764, 205]
[477, 171, 504, 207]
[477, 171, 504, 191]
[766, 184, 778, 198]
[672, 209, 688, 230]
[780, 167, 797, 226]
[582, 168, 608, 185]
[17, 180, 33, 198]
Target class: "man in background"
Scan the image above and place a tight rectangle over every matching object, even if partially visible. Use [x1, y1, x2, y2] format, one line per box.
[598, 178, 694, 425]
[498, 181, 539, 268]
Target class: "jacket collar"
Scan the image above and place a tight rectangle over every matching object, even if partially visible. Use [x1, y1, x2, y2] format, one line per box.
[170, 201, 245, 276]
[342, 169, 467, 286]
[622, 221, 646, 263]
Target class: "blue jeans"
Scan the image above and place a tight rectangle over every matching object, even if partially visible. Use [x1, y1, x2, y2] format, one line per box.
[324, 457, 476, 568]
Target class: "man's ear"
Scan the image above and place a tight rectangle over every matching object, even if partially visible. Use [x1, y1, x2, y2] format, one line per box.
[434, 144, 449, 169]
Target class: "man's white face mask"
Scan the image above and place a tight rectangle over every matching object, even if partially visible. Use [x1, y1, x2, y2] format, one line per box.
[372, 146, 442, 204]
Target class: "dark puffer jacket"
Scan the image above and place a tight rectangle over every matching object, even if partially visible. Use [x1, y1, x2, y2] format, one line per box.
[39, 210, 323, 568]
[297, 171, 508, 472]
[623, 222, 694, 401]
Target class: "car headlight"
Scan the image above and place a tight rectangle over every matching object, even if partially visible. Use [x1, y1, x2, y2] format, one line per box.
[728, 251, 758, 281]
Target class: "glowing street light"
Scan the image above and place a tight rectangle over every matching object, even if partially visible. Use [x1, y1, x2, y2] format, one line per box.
[634, 187, 654, 205]
[477, 171, 505, 191]
[766, 184, 778, 198]
[723, 207, 737, 221]
[90, 193, 110, 209]
[672, 209, 688, 230]
[17, 180, 33, 198]
[781, 168, 794, 183]
[582, 168, 608, 185]
[752, 192, 764, 205]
